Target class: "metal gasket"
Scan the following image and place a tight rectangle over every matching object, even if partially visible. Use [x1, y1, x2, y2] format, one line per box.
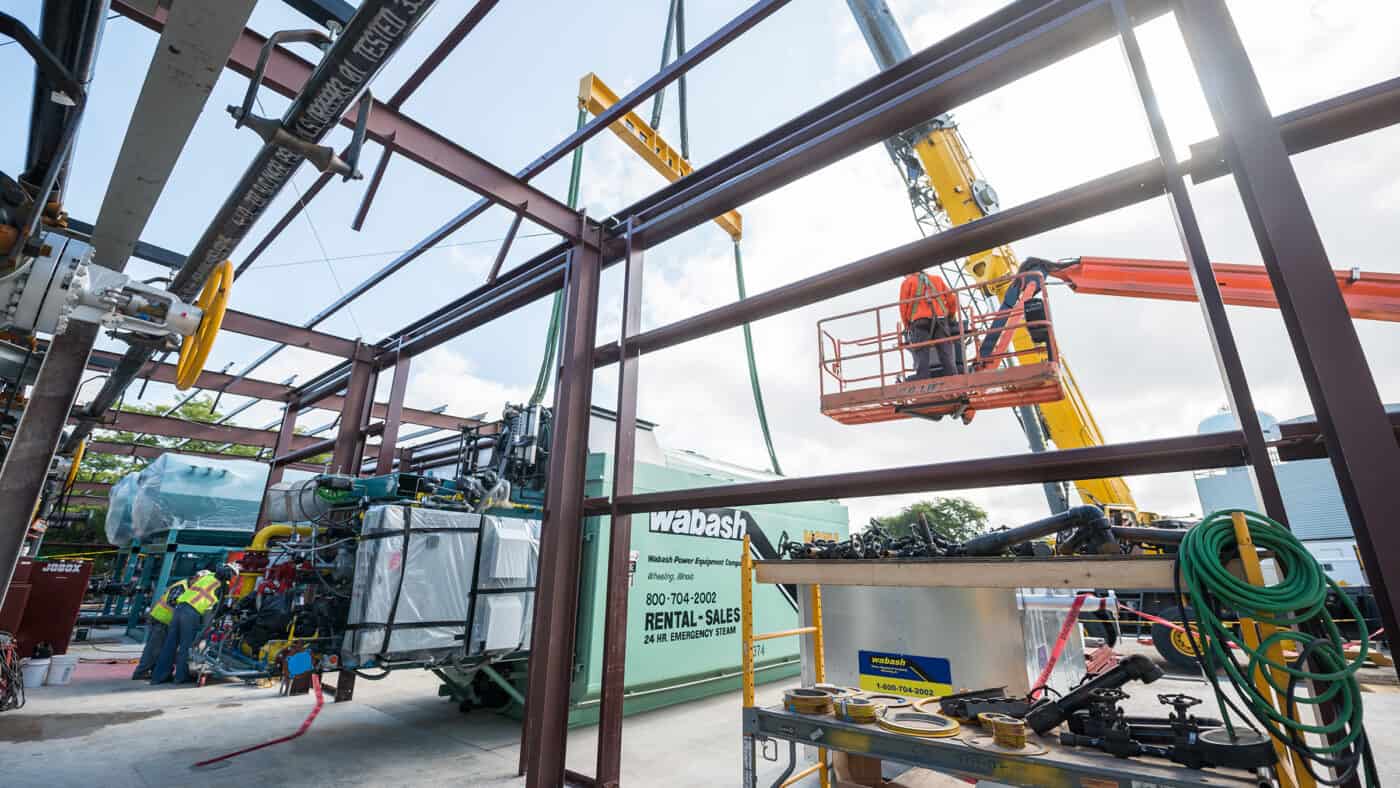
[859, 692, 912, 710]
[875, 710, 962, 738]
[783, 687, 834, 715]
[834, 696, 879, 724]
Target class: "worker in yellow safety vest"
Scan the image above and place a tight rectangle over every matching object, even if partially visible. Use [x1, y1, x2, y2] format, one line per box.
[150, 563, 237, 685]
[899, 269, 960, 381]
[131, 572, 204, 680]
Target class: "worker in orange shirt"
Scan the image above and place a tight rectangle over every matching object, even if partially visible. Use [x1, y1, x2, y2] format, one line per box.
[899, 269, 960, 380]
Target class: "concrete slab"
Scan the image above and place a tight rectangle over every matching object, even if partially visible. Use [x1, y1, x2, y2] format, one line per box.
[3, 636, 1398, 787]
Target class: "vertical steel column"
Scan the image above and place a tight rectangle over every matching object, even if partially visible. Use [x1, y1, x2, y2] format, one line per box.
[524, 224, 603, 788]
[1111, 0, 1287, 523]
[1174, 0, 1400, 665]
[376, 351, 411, 475]
[332, 345, 376, 474]
[596, 219, 645, 786]
[0, 324, 99, 603]
[332, 344, 374, 703]
[255, 405, 300, 527]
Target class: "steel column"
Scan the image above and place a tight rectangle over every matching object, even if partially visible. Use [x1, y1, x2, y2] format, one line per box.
[375, 352, 411, 475]
[0, 325, 99, 603]
[597, 220, 645, 786]
[255, 406, 300, 527]
[524, 227, 603, 788]
[331, 348, 376, 475]
[1174, 0, 1400, 673]
[1111, 0, 1287, 523]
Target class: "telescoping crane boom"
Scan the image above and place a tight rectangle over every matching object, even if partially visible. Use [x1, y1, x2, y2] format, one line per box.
[845, 0, 1133, 517]
[844, 1, 1400, 522]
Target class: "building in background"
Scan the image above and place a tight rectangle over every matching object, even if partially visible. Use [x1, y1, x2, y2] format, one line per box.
[1193, 407, 1399, 587]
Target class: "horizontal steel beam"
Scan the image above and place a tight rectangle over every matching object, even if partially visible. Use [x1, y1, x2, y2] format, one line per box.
[85, 439, 323, 471]
[84, 350, 471, 430]
[273, 420, 384, 466]
[609, 431, 1247, 514]
[80, 410, 325, 450]
[219, 310, 360, 357]
[88, 349, 291, 400]
[115, 1, 595, 245]
[593, 73, 1400, 366]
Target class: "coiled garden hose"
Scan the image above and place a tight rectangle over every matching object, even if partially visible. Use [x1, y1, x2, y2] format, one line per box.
[1175, 509, 1377, 786]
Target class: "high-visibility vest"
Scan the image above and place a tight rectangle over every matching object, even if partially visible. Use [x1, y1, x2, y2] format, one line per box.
[901, 272, 958, 326]
[177, 573, 223, 615]
[149, 578, 190, 625]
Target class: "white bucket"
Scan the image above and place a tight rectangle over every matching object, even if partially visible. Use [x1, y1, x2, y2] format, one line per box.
[46, 654, 79, 685]
[20, 658, 50, 687]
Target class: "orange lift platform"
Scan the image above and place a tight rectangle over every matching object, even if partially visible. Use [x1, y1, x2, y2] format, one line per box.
[819, 272, 1062, 425]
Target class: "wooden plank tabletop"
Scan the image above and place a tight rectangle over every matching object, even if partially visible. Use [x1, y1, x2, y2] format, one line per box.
[753, 555, 1179, 589]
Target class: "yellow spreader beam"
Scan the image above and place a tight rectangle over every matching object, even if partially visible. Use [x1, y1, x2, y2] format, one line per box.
[578, 73, 742, 242]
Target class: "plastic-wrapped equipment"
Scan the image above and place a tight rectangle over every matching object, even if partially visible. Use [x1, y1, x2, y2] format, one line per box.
[130, 453, 270, 540]
[262, 479, 334, 523]
[467, 517, 540, 655]
[104, 473, 138, 545]
[343, 506, 539, 666]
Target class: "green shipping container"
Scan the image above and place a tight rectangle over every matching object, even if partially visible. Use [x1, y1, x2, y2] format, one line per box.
[566, 449, 849, 723]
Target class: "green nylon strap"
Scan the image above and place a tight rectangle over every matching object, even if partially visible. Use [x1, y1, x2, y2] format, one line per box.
[734, 242, 782, 476]
[529, 108, 587, 407]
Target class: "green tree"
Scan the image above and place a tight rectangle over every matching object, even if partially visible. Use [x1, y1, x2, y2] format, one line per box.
[871, 497, 988, 543]
[77, 395, 265, 484]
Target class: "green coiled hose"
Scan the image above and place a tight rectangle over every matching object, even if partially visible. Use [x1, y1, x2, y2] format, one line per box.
[1176, 509, 1376, 786]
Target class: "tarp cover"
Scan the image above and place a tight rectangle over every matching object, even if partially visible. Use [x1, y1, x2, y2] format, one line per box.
[130, 453, 269, 539]
[104, 473, 139, 545]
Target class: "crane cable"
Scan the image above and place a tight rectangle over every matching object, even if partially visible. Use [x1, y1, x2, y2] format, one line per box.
[1175, 509, 1377, 787]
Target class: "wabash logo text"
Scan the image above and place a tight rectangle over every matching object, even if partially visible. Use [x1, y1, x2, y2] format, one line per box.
[648, 508, 754, 541]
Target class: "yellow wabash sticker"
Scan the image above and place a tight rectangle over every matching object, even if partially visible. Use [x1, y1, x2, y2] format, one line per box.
[857, 650, 953, 699]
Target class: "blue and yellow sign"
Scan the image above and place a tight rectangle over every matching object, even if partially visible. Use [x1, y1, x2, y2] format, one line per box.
[857, 650, 953, 698]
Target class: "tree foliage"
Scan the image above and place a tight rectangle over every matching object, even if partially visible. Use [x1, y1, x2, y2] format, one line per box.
[871, 497, 988, 543]
[77, 396, 264, 484]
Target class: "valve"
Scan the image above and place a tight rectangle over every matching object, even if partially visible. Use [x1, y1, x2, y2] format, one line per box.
[0, 236, 233, 389]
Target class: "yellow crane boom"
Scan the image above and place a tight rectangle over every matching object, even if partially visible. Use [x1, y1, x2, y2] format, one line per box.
[847, 0, 1138, 514]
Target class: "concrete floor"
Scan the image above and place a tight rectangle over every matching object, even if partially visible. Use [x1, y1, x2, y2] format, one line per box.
[4, 636, 1399, 787]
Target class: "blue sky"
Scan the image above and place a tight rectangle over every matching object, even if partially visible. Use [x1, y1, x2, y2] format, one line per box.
[3, 0, 1397, 527]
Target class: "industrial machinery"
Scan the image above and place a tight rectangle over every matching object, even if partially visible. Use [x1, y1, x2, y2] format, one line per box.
[205, 402, 846, 721]
[98, 454, 268, 636]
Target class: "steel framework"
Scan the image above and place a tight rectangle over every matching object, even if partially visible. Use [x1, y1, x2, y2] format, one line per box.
[0, 1, 1396, 787]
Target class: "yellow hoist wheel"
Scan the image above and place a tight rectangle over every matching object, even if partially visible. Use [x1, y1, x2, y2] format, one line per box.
[175, 259, 233, 390]
[63, 438, 86, 493]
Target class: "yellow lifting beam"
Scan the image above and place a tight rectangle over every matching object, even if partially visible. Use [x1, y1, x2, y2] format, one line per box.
[908, 126, 1138, 512]
[578, 72, 743, 241]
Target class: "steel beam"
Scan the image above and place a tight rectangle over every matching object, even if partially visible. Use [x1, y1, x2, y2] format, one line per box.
[1174, 0, 1400, 675]
[218, 310, 359, 357]
[330, 351, 376, 475]
[363, 18, 1400, 384]
[84, 350, 467, 430]
[113, 1, 588, 245]
[80, 410, 324, 451]
[1111, 0, 1287, 523]
[85, 439, 318, 470]
[0, 324, 102, 600]
[596, 221, 644, 786]
[525, 229, 603, 788]
[610, 431, 1246, 515]
[375, 353, 411, 475]
[75, 0, 442, 452]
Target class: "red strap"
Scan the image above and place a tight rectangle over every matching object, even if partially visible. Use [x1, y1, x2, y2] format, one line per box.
[1029, 593, 1089, 700]
[193, 673, 324, 767]
[1117, 601, 1187, 633]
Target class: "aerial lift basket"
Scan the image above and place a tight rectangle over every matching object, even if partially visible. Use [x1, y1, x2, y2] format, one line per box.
[818, 272, 1063, 424]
